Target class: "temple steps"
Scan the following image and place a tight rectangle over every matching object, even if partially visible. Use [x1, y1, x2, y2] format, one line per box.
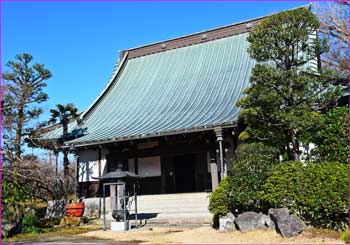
[85, 192, 213, 226]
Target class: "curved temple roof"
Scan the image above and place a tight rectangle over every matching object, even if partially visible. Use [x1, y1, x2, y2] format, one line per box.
[30, 4, 314, 149]
[38, 32, 256, 147]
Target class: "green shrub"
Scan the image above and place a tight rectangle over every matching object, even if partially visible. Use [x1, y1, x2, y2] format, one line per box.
[3, 208, 15, 223]
[209, 143, 278, 216]
[261, 161, 348, 229]
[228, 143, 278, 212]
[341, 228, 349, 244]
[259, 161, 304, 212]
[209, 177, 230, 217]
[22, 214, 41, 234]
[312, 106, 348, 163]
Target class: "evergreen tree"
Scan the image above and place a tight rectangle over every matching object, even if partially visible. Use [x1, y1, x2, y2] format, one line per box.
[2, 53, 51, 222]
[3, 53, 52, 163]
[237, 8, 344, 160]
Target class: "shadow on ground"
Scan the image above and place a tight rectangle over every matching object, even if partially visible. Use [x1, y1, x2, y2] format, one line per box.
[3, 236, 145, 244]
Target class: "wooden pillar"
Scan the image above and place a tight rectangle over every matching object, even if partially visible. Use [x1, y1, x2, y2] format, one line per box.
[98, 148, 102, 217]
[210, 157, 219, 191]
[74, 152, 79, 199]
[160, 156, 167, 194]
[134, 158, 138, 174]
[214, 127, 227, 180]
[54, 151, 59, 204]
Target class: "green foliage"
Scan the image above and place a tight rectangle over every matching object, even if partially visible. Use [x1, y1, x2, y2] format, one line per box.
[49, 103, 79, 129]
[247, 8, 327, 68]
[228, 143, 278, 212]
[238, 7, 344, 160]
[341, 228, 349, 244]
[261, 161, 348, 229]
[209, 177, 230, 217]
[312, 106, 348, 163]
[2, 180, 31, 208]
[22, 214, 41, 234]
[3, 208, 15, 223]
[2, 53, 51, 163]
[209, 143, 278, 216]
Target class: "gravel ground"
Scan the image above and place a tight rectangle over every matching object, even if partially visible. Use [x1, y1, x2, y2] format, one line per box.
[79, 226, 343, 244]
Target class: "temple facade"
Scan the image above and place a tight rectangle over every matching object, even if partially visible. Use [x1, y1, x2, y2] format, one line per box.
[30, 6, 315, 197]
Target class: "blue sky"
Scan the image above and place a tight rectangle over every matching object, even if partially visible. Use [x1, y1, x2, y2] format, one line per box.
[2, 1, 309, 124]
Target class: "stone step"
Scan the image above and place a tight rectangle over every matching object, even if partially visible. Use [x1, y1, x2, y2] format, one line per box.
[84, 192, 212, 226]
[146, 217, 212, 225]
[100, 212, 212, 226]
[136, 192, 210, 200]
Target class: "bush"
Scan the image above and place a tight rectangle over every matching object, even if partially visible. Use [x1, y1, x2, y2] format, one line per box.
[312, 106, 348, 163]
[261, 161, 347, 229]
[341, 228, 349, 244]
[22, 214, 41, 234]
[3, 208, 15, 223]
[209, 177, 230, 217]
[228, 143, 278, 212]
[209, 143, 278, 217]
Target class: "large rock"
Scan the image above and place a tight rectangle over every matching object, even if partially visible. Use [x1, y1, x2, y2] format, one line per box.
[235, 212, 270, 231]
[269, 208, 306, 237]
[2, 222, 22, 238]
[219, 212, 236, 231]
[258, 213, 275, 230]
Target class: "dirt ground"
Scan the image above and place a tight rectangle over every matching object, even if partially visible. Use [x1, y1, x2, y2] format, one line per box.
[80, 226, 343, 244]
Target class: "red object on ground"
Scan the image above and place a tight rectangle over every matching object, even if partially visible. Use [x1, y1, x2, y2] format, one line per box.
[66, 202, 85, 217]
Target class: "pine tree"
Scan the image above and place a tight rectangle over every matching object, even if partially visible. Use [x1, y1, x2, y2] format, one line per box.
[237, 8, 344, 160]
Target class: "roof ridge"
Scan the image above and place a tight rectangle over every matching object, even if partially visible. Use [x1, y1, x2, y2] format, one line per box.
[121, 3, 311, 56]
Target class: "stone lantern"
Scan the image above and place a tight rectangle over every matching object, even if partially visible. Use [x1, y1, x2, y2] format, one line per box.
[93, 163, 141, 231]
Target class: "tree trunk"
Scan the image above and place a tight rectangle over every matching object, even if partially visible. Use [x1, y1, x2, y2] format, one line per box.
[14, 97, 25, 223]
[291, 129, 301, 161]
[14, 104, 24, 164]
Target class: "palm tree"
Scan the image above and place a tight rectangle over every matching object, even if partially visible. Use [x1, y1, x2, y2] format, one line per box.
[49, 103, 79, 202]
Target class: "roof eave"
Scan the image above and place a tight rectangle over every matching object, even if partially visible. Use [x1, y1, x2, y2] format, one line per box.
[66, 122, 237, 149]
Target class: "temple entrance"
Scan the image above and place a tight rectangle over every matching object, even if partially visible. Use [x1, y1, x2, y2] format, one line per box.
[174, 154, 196, 193]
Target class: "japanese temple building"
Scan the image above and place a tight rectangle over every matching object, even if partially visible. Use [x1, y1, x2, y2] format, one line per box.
[29, 11, 302, 197]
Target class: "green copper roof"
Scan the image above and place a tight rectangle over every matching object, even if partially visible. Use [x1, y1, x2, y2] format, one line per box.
[40, 32, 256, 147]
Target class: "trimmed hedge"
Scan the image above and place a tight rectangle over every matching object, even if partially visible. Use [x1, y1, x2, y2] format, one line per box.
[260, 161, 348, 229]
[209, 177, 230, 217]
[227, 143, 278, 212]
[312, 106, 348, 164]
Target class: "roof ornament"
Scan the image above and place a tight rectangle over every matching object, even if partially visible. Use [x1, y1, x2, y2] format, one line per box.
[160, 43, 167, 49]
[201, 33, 208, 40]
[246, 23, 252, 29]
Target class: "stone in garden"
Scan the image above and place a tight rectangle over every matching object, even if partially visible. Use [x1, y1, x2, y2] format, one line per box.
[268, 208, 306, 237]
[2, 223, 15, 238]
[258, 213, 275, 230]
[235, 211, 268, 231]
[219, 212, 236, 231]
[268, 208, 289, 220]
[2, 222, 22, 238]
